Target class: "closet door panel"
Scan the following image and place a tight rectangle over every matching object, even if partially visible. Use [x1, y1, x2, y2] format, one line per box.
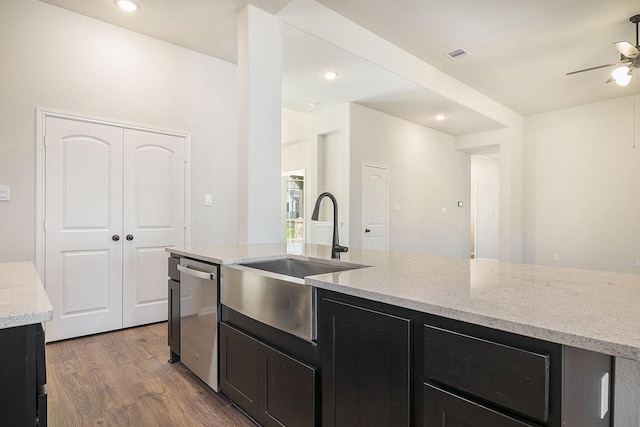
[122, 129, 186, 327]
[44, 117, 124, 341]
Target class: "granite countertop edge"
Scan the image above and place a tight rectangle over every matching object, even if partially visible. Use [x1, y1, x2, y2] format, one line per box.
[0, 262, 54, 330]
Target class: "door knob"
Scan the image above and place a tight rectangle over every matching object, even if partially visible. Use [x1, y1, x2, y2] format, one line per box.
[126, 234, 134, 241]
[112, 235, 120, 241]
[365, 229, 371, 233]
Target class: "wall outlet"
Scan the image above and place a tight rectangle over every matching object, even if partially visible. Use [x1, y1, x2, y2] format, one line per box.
[204, 194, 213, 206]
[635, 259, 640, 268]
[553, 253, 560, 261]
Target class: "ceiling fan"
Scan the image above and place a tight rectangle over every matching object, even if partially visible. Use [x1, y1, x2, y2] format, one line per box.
[567, 14, 640, 86]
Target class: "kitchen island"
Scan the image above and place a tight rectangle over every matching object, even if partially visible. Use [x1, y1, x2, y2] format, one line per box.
[168, 243, 640, 426]
[0, 262, 53, 426]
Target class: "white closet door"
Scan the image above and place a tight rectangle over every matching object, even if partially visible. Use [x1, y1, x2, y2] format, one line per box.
[44, 118, 124, 341]
[362, 164, 389, 251]
[122, 129, 185, 327]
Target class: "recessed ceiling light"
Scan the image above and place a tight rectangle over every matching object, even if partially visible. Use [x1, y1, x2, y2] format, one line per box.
[115, 0, 139, 12]
[324, 71, 339, 81]
[435, 114, 446, 121]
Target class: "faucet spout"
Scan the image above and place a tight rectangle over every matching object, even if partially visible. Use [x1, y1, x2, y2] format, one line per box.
[311, 192, 348, 259]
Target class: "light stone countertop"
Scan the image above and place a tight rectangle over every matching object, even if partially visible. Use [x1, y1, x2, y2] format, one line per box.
[0, 262, 53, 329]
[168, 243, 640, 360]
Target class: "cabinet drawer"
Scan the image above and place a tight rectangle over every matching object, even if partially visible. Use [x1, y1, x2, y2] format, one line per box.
[424, 325, 549, 423]
[423, 383, 540, 427]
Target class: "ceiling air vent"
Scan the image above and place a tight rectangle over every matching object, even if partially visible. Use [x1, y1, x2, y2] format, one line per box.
[445, 48, 470, 60]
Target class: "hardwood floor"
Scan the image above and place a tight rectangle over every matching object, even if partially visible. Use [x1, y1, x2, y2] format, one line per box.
[46, 322, 256, 427]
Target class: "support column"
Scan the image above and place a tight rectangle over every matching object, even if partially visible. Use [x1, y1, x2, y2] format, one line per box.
[237, 5, 282, 244]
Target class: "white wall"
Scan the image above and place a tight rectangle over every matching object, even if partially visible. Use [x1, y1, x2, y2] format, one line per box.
[523, 95, 640, 273]
[471, 156, 500, 260]
[307, 104, 351, 247]
[522, 95, 640, 425]
[350, 104, 470, 257]
[0, 0, 238, 263]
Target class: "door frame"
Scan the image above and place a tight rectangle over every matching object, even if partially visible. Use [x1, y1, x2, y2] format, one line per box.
[35, 107, 192, 276]
[361, 162, 389, 251]
[470, 183, 478, 259]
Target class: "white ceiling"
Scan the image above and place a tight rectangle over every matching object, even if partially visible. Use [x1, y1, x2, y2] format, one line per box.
[317, 0, 640, 115]
[39, 0, 640, 135]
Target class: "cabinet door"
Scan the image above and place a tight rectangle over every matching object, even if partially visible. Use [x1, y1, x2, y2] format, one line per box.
[322, 298, 411, 427]
[259, 344, 317, 427]
[0, 325, 37, 426]
[423, 384, 539, 427]
[220, 323, 260, 421]
[167, 279, 180, 360]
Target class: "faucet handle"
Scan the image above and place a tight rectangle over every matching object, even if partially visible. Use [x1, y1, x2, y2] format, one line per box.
[334, 244, 349, 253]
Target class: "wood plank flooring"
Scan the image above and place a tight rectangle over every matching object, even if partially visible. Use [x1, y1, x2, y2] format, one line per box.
[46, 322, 255, 427]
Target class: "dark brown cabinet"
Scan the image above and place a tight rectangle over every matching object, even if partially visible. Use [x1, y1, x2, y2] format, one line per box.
[424, 325, 550, 423]
[421, 322, 612, 427]
[167, 254, 180, 363]
[321, 296, 411, 427]
[424, 383, 539, 427]
[220, 322, 317, 427]
[0, 323, 47, 426]
[319, 289, 611, 427]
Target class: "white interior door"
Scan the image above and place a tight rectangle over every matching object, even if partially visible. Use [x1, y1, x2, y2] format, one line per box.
[362, 164, 389, 251]
[122, 129, 185, 327]
[44, 118, 124, 341]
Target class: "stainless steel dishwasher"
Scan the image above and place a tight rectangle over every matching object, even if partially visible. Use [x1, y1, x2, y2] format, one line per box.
[177, 258, 219, 391]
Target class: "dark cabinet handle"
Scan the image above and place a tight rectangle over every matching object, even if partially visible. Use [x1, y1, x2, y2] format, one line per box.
[126, 234, 134, 241]
[365, 229, 371, 233]
[112, 235, 120, 241]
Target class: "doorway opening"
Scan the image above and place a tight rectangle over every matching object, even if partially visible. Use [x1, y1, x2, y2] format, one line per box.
[470, 154, 500, 260]
[283, 170, 305, 252]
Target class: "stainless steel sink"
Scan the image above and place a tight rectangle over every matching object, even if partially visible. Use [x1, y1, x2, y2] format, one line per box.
[238, 257, 362, 279]
[221, 257, 365, 341]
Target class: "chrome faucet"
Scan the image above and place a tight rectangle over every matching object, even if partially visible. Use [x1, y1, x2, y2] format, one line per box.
[311, 192, 348, 259]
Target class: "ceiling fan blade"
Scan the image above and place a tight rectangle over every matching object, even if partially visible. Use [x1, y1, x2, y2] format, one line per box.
[566, 63, 619, 75]
[614, 41, 640, 58]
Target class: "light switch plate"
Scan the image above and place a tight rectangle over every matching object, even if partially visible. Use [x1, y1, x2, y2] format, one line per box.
[0, 185, 9, 201]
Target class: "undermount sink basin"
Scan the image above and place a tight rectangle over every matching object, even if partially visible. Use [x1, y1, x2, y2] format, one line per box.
[238, 257, 363, 279]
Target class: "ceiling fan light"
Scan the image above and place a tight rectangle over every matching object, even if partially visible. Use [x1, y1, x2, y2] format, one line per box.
[611, 66, 630, 80]
[615, 73, 632, 86]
